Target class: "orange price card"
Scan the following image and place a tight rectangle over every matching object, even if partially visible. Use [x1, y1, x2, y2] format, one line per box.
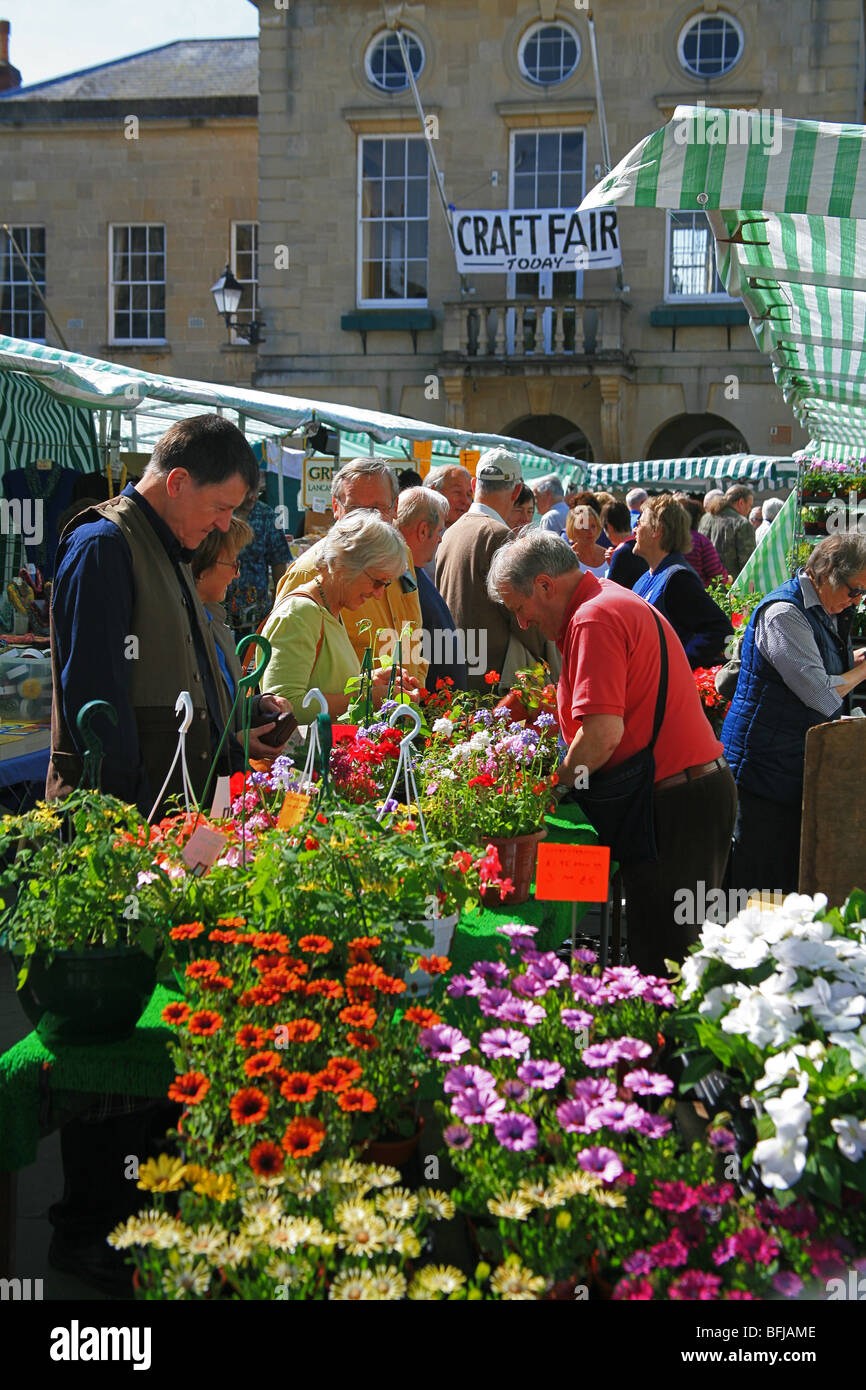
[412, 440, 432, 468]
[277, 790, 312, 830]
[534, 843, 610, 902]
[459, 449, 481, 476]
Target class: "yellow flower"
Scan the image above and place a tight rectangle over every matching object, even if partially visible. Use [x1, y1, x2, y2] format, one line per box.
[593, 1188, 626, 1209]
[490, 1259, 545, 1300]
[136, 1154, 187, 1193]
[417, 1189, 455, 1220]
[487, 1192, 533, 1221]
[375, 1188, 418, 1221]
[329, 1268, 378, 1301]
[192, 1171, 236, 1204]
[410, 1264, 466, 1297]
[555, 1210, 573, 1230]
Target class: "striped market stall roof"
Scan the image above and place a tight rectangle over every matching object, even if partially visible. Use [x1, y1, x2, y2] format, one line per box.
[338, 430, 587, 485]
[586, 454, 790, 489]
[581, 107, 866, 456]
[0, 335, 586, 475]
[729, 487, 797, 599]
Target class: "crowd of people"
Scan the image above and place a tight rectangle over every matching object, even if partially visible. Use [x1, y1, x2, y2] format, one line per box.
[47, 416, 863, 974]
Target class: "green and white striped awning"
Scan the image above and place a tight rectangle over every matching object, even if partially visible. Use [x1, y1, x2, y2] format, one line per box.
[338, 430, 587, 485]
[729, 487, 797, 599]
[0, 334, 586, 475]
[581, 107, 866, 455]
[587, 454, 789, 489]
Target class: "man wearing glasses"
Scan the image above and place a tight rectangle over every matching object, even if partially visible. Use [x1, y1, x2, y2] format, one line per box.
[723, 532, 866, 894]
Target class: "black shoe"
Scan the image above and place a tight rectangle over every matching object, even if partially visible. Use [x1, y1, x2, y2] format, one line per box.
[48, 1232, 135, 1299]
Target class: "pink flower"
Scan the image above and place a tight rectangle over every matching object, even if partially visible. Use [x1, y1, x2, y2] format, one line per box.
[648, 1231, 690, 1269]
[577, 1146, 625, 1184]
[623, 1069, 674, 1097]
[651, 1182, 701, 1214]
[561, 1008, 594, 1031]
[556, 1099, 604, 1135]
[669, 1270, 722, 1300]
[612, 1276, 654, 1300]
[479, 1028, 530, 1060]
[773, 1271, 804, 1298]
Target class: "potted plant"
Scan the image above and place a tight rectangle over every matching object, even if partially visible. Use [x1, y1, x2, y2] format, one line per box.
[801, 506, 828, 537]
[801, 463, 841, 503]
[0, 790, 167, 1044]
[495, 662, 558, 728]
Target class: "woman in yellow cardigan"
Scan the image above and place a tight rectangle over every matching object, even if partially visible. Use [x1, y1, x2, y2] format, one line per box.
[261, 510, 421, 722]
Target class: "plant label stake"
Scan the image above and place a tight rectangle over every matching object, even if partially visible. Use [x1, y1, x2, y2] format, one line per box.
[148, 692, 196, 823]
[378, 702, 428, 842]
[299, 688, 328, 794]
[75, 699, 118, 792]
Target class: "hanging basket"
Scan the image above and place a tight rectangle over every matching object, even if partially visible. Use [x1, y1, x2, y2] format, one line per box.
[11, 945, 159, 1047]
[480, 828, 547, 906]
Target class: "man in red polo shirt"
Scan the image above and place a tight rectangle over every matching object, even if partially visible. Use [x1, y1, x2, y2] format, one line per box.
[487, 530, 737, 974]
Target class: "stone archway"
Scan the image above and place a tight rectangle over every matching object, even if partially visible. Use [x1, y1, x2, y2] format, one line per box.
[502, 413, 594, 463]
[646, 413, 749, 459]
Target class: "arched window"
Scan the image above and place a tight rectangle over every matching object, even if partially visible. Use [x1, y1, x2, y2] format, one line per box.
[678, 12, 743, 78]
[365, 31, 424, 92]
[518, 22, 580, 86]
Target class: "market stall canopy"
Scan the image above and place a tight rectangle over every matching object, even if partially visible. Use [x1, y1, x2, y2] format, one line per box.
[0, 334, 586, 476]
[338, 430, 587, 486]
[580, 107, 866, 454]
[587, 454, 790, 490]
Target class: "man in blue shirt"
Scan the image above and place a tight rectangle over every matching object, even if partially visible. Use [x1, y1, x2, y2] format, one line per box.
[397, 486, 468, 689]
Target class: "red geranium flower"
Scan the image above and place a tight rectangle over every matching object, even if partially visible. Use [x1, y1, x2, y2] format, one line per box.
[167, 1071, 210, 1106]
[337, 1088, 377, 1113]
[484, 670, 501, 686]
[187, 1009, 223, 1037]
[249, 1141, 284, 1179]
[230, 1087, 269, 1125]
[282, 1117, 326, 1159]
[279, 1072, 319, 1104]
[468, 772, 496, 789]
[160, 1001, 191, 1026]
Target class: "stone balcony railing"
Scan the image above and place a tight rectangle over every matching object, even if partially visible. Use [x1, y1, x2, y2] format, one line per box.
[441, 297, 627, 361]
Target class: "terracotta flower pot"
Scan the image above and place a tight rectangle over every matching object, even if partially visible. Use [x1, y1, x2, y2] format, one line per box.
[361, 1113, 424, 1167]
[481, 828, 547, 907]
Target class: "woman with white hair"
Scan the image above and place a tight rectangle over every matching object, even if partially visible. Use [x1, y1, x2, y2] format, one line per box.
[755, 497, 784, 544]
[261, 510, 419, 721]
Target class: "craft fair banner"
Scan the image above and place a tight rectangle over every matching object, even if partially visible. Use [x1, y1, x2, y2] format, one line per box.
[453, 208, 621, 274]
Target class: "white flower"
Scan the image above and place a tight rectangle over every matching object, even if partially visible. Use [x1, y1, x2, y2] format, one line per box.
[432, 717, 454, 736]
[721, 988, 802, 1050]
[754, 1047, 810, 1093]
[753, 1132, 808, 1189]
[765, 1087, 812, 1138]
[828, 1026, 866, 1071]
[774, 937, 840, 971]
[469, 731, 491, 751]
[697, 984, 739, 1020]
[699, 919, 770, 970]
[777, 892, 827, 924]
[831, 1116, 866, 1162]
[449, 741, 471, 762]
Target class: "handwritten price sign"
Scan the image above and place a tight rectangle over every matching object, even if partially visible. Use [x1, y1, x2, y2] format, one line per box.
[277, 791, 312, 829]
[534, 843, 610, 902]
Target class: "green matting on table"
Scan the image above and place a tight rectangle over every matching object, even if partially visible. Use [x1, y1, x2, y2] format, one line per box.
[0, 983, 179, 1172]
[0, 807, 598, 1172]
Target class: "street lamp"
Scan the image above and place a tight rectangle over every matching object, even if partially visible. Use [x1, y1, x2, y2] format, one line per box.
[210, 263, 265, 344]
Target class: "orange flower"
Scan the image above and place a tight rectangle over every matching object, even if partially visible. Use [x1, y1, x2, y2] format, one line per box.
[348, 936, 381, 951]
[346, 1030, 379, 1052]
[252, 932, 290, 954]
[344, 962, 382, 990]
[198, 974, 234, 992]
[243, 1050, 283, 1079]
[337, 1088, 377, 1113]
[403, 1006, 442, 1027]
[263, 969, 308, 995]
[298, 934, 333, 954]
[160, 1001, 191, 1026]
[230, 1087, 269, 1125]
[170, 921, 205, 940]
[249, 1141, 284, 1179]
[217, 916, 247, 928]
[284, 1018, 321, 1043]
[167, 1071, 210, 1106]
[208, 928, 244, 944]
[185, 959, 221, 981]
[235, 1024, 268, 1050]
[305, 979, 344, 1001]
[282, 1117, 326, 1159]
[376, 974, 406, 995]
[279, 1072, 319, 1104]
[187, 1009, 223, 1037]
[240, 984, 285, 1008]
[339, 1004, 377, 1029]
[317, 1056, 363, 1092]
[345, 985, 376, 1007]
[253, 952, 287, 975]
[416, 955, 451, 976]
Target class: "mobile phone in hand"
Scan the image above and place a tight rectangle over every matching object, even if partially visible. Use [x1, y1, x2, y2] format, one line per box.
[259, 710, 298, 748]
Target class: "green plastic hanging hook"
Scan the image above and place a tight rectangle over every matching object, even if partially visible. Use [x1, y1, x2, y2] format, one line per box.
[75, 699, 118, 791]
[235, 634, 272, 693]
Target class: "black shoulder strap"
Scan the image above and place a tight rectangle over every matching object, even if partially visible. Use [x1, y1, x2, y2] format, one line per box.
[648, 610, 669, 752]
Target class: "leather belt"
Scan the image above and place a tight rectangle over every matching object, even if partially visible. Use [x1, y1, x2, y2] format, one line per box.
[655, 756, 728, 793]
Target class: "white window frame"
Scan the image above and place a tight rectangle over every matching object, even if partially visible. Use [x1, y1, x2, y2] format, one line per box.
[517, 20, 581, 87]
[364, 30, 425, 93]
[108, 223, 167, 346]
[0, 225, 46, 343]
[357, 134, 429, 309]
[677, 11, 744, 79]
[664, 211, 736, 302]
[230, 220, 259, 345]
[507, 126, 586, 299]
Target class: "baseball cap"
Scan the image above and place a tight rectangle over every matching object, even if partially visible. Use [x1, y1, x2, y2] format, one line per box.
[476, 447, 523, 486]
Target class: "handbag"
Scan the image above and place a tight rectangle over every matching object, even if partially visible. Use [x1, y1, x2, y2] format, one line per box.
[570, 610, 668, 866]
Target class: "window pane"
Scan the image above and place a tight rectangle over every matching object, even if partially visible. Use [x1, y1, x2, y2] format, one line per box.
[362, 261, 382, 299]
[385, 141, 405, 176]
[384, 178, 405, 217]
[561, 131, 582, 169]
[150, 283, 165, 310]
[560, 174, 581, 207]
[131, 312, 148, 338]
[363, 140, 383, 178]
[406, 140, 427, 176]
[406, 222, 427, 258]
[132, 284, 148, 310]
[362, 179, 382, 218]
[537, 134, 559, 172]
[406, 181, 427, 217]
[513, 177, 535, 210]
[362, 222, 384, 260]
[150, 311, 165, 338]
[514, 136, 536, 173]
[405, 261, 426, 298]
[537, 175, 558, 207]
[131, 227, 147, 254]
[115, 285, 130, 312]
[131, 253, 147, 282]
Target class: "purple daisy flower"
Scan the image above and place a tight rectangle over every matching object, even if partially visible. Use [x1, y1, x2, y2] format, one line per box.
[445, 974, 473, 999]
[502, 1078, 529, 1103]
[478, 987, 515, 1017]
[772, 1271, 804, 1298]
[623, 1069, 675, 1097]
[496, 923, 539, 941]
[572, 1077, 617, 1105]
[479, 1028, 531, 1060]
[581, 1041, 623, 1068]
[577, 1146, 625, 1184]
[556, 1099, 604, 1135]
[498, 998, 546, 1027]
[622, 1250, 654, 1275]
[443, 1123, 473, 1150]
[516, 1058, 565, 1090]
[600, 966, 645, 1001]
[707, 1126, 736, 1151]
[493, 1111, 538, 1152]
[641, 980, 676, 1008]
[471, 960, 510, 987]
[450, 1086, 506, 1125]
[631, 1112, 672, 1139]
[571, 975, 607, 1003]
[443, 1064, 496, 1095]
[572, 947, 598, 964]
[616, 1037, 653, 1061]
[417, 1024, 471, 1064]
[591, 1100, 646, 1133]
[511, 973, 549, 999]
[561, 1008, 594, 1031]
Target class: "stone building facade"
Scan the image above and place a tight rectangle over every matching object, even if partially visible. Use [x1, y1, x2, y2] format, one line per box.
[0, 36, 259, 388]
[251, 0, 865, 461]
